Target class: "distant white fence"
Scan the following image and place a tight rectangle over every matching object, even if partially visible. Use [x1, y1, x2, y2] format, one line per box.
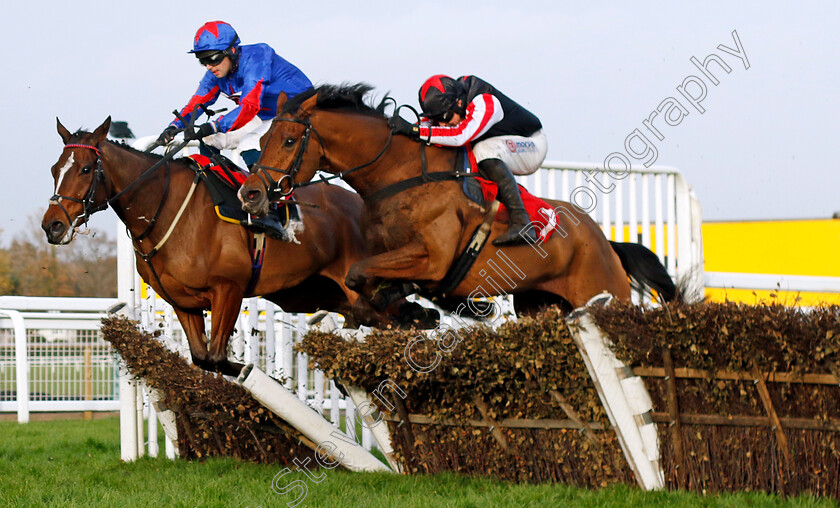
[516, 161, 703, 291]
[0, 296, 120, 423]
[704, 272, 840, 294]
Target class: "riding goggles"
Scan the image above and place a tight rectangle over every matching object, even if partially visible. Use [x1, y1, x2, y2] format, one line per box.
[426, 110, 455, 124]
[197, 51, 226, 67]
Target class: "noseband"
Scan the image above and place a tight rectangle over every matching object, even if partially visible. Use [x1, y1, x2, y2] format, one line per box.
[249, 117, 321, 199]
[50, 144, 109, 230]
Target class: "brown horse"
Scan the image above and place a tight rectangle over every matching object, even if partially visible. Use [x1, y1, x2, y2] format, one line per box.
[239, 84, 677, 315]
[42, 116, 388, 376]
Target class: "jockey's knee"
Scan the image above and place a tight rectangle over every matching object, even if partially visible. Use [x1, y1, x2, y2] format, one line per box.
[241, 149, 260, 169]
[199, 144, 221, 157]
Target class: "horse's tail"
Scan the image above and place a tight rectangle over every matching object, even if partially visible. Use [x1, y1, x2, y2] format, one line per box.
[609, 241, 678, 302]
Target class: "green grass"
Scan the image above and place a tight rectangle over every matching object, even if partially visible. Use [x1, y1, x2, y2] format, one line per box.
[0, 418, 836, 507]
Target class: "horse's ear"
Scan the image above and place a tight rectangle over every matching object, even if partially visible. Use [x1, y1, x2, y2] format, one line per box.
[91, 116, 112, 144]
[56, 118, 72, 144]
[276, 92, 288, 113]
[298, 94, 318, 119]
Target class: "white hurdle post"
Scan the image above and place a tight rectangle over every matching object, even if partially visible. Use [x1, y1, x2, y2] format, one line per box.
[117, 229, 140, 461]
[566, 292, 664, 490]
[118, 364, 139, 461]
[238, 364, 391, 472]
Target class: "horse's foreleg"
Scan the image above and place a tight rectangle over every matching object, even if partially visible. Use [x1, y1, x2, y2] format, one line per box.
[207, 285, 246, 376]
[174, 308, 214, 371]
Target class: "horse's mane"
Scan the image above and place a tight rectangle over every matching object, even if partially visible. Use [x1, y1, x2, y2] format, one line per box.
[105, 139, 165, 160]
[69, 128, 184, 162]
[282, 83, 388, 117]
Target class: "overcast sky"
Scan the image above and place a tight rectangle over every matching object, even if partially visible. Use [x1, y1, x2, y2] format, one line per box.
[5, 0, 838, 242]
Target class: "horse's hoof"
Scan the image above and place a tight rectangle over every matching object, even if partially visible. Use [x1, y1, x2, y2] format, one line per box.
[215, 360, 244, 377]
[345, 272, 365, 292]
[397, 302, 440, 329]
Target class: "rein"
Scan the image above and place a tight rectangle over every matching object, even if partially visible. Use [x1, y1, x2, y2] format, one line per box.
[248, 100, 480, 204]
[249, 116, 396, 198]
[108, 138, 192, 204]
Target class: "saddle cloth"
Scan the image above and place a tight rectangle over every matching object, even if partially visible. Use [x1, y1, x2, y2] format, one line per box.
[185, 154, 299, 226]
[456, 148, 558, 242]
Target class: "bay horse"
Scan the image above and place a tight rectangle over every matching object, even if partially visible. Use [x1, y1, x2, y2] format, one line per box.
[42, 116, 387, 376]
[239, 84, 677, 315]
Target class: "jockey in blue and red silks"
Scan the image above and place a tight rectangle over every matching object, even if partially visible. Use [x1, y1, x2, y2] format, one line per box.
[157, 20, 313, 238]
[158, 20, 312, 168]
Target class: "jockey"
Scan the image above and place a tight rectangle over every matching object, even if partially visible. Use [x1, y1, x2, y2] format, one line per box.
[157, 21, 313, 239]
[390, 75, 548, 246]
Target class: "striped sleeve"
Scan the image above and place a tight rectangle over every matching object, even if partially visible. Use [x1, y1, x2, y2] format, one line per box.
[418, 94, 503, 146]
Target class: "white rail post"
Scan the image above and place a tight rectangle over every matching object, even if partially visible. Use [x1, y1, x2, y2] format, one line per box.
[281, 312, 294, 388]
[117, 218, 140, 461]
[246, 297, 260, 366]
[135, 380, 145, 459]
[146, 384, 159, 458]
[264, 302, 277, 377]
[0, 310, 29, 423]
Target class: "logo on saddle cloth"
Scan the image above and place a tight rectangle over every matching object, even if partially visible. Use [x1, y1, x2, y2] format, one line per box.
[475, 178, 558, 242]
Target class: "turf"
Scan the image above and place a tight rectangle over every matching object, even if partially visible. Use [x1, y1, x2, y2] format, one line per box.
[0, 418, 835, 507]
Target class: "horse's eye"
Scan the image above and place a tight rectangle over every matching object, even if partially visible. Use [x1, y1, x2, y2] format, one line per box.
[80, 165, 92, 175]
[284, 137, 296, 147]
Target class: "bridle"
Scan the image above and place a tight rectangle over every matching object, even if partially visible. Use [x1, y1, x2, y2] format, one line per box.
[53, 140, 178, 237]
[50, 144, 110, 232]
[248, 113, 396, 200]
[249, 117, 322, 199]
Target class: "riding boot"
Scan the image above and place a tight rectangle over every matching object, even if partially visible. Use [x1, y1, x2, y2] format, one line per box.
[478, 158, 538, 246]
[244, 202, 289, 241]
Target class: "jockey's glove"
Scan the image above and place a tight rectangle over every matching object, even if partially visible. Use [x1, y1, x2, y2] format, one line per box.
[388, 116, 420, 141]
[185, 123, 217, 141]
[157, 125, 182, 145]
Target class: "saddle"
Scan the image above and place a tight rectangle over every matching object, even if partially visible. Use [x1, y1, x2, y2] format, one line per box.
[185, 154, 300, 228]
[455, 148, 559, 242]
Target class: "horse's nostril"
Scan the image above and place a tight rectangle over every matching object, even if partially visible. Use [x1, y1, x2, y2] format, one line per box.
[43, 220, 67, 242]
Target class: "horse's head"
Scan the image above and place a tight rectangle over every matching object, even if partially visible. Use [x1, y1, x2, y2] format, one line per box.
[42, 117, 111, 244]
[238, 91, 324, 215]
[239, 83, 390, 215]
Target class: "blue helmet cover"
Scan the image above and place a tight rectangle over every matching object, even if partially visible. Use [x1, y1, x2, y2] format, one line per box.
[190, 21, 240, 53]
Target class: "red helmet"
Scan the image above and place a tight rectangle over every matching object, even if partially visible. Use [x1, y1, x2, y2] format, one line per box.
[418, 75, 466, 120]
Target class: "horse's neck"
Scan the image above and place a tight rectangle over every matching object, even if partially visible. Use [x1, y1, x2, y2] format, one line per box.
[317, 112, 456, 196]
[101, 141, 153, 187]
[100, 142, 187, 236]
[341, 140, 457, 198]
